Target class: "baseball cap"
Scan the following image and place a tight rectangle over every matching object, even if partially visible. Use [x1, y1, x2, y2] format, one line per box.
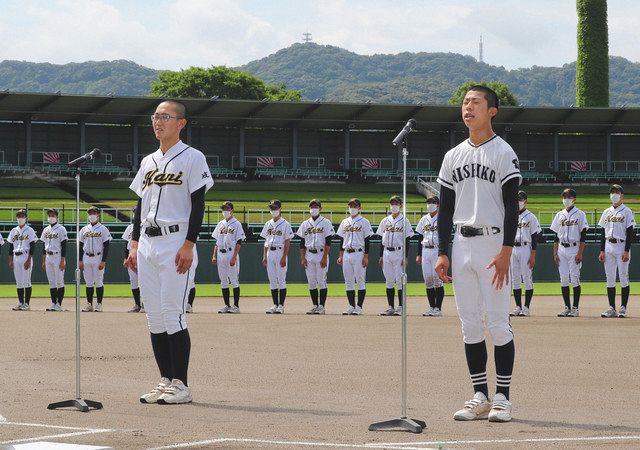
[389, 195, 403, 204]
[517, 190, 528, 200]
[16, 208, 27, 217]
[268, 199, 282, 209]
[308, 199, 322, 207]
[609, 184, 624, 194]
[426, 195, 439, 204]
[47, 208, 59, 216]
[561, 188, 577, 198]
[221, 201, 234, 210]
[87, 206, 100, 214]
[348, 198, 361, 207]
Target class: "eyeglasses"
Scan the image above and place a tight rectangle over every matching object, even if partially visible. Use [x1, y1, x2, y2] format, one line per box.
[150, 113, 182, 123]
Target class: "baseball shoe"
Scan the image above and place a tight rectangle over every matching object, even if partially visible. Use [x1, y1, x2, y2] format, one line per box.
[95, 303, 103, 312]
[46, 303, 56, 311]
[140, 303, 145, 313]
[380, 307, 395, 316]
[306, 305, 319, 314]
[488, 393, 512, 422]
[218, 305, 231, 314]
[423, 307, 435, 316]
[510, 307, 522, 317]
[275, 305, 284, 314]
[314, 305, 326, 315]
[453, 392, 491, 421]
[53, 303, 62, 312]
[343, 306, 356, 315]
[568, 307, 579, 317]
[519, 306, 530, 317]
[12, 303, 24, 311]
[228, 305, 240, 313]
[140, 377, 171, 404]
[185, 303, 193, 313]
[601, 306, 618, 318]
[82, 302, 93, 312]
[618, 306, 627, 318]
[393, 306, 403, 316]
[557, 307, 570, 317]
[266, 305, 278, 314]
[157, 379, 192, 405]
[352, 306, 363, 315]
[20, 303, 30, 311]
[431, 307, 443, 317]
[128, 305, 141, 313]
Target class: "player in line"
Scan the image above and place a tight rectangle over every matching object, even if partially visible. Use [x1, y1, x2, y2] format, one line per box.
[8, 209, 37, 311]
[416, 195, 444, 316]
[212, 201, 245, 314]
[79, 207, 112, 312]
[41, 208, 68, 312]
[598, 184, 635, 318]
[261, 200, 294, 314]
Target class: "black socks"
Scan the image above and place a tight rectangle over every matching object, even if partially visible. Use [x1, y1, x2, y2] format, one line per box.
[279, 288, 287, 306]
[426, 288, 435, 308]
[86, 287, 94, 304]
[464, 341, 488, 398]
[271, 289, 278, 305]
[513, 288, 522, 307]
[495, 340, 515, 400]
[309, 288, 319, 306]
[397, 289, 403, 307]
[346, 290, 356, 307]
[524, 289, 533, 308]
[573, 285, 581, 308]
[188, 287, 196, 306]
[17, 288, 24, 304]
[132, 287, 141, 307]
[150, 332, 173, 380]
[222, 288, 230, 306]
[607, 287, 616, 308]
[435, 286, 444, 310]
[621, 286, 630, 308]
[319, 288, 328, 306]
[25, 287, 32, 304]
[96, 286, 104, 304]
[50, 288, 57, 303]
[57, 287, 65, 306]
[233, 287, 240, 307]
[167, 329, 191, 386]
[386, 288, 395, 308]
[561, 286, 571, 308]
[357, 289, 366, 308]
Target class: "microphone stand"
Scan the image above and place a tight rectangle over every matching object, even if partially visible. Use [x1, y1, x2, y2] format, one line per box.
[47, 166, 103, 412]
[369, 134, 425, 433]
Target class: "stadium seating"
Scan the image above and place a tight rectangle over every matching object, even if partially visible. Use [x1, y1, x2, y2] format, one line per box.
[521, 171, 556, 182]
[210, 167, 246, 179]
[569, 171, 640, 182]
[0, 163, 29, 174]
[255, 167, 347, 180]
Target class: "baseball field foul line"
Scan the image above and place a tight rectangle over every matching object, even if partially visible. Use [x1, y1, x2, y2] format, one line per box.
[148, 438, 436, 450]
[376, 434, 640, 446]
[0, 421, 115, 446]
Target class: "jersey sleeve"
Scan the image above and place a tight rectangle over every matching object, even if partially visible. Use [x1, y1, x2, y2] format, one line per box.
[259, 223, 270, 240]
[598, 210, 607, 228]
[405, 219, 415, 238]
[8, 229, 16, 244]
[103, 227, 113, 242]
[236, 222, 246, 241]
[415, 217, 426, 236]
[626, 209, 636, 227]
[550, 212, 560, 234]
[39, 229, 46, 241]
[498, 147, 522, 186]
[284, 222, 295, 241]
[211, 222, 221, 241]
[376, 218, 386, 236]
[323, 219, 334, 238]
[336, 220, 346, 238]
[78, 228, 85, 244]
[437, 153, 454, 189]
[363, 219, 374, 238]
[129, 160, 146, 197]
[187, 151, 214, 194]
[295, 221, 307, 239]
[580, 211, 589, 231]
[532, 214, 542, 234]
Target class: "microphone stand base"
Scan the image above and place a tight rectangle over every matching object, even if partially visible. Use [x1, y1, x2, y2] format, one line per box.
[369, 417, 426, 433]
[47, 398, 103, 413]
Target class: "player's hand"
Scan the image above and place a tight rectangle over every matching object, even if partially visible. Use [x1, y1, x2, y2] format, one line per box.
[122, 258, 128, 267]
[79, 261, 85, 271]
[320, 257, 328, 269]
[59, 257, 66, 271]
[528, 254, 536, 269]
[554, 253, 560, 266]
[362, 254, 369, 268]
[230, 255, 237, 266]
[262, 256, 267, 267]
[98, 261, 106, 271]
[435, 255, 452, 283]
[279, 256, 287, 268]
[416, 255, 422, 265]
[598, 251, 605, 263]
[125, 244, 138, 273]
[175, 241, 194, 274]
[24, 258, 31, 270]
[301, 256, 308, 269]
[378, 257, 383, 268]
[622, 251, 630, 262]
[42, 260, 46, 271]
[337, 256, 343, 266]
[575, 253, 583, 264]
[487, 246, 512, 290]
[211, 256, 217, 265]
[8, 259, 13, 270]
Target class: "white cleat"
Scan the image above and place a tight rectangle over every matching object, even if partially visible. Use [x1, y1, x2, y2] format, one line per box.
[185, 303, 193, 313]
[453, 392, 491, 421]
[519, 306, 530, 317]
[82, 302, 93, 312]
[140, 304, 145, 313]
[53, 303, 62, 312]
[46, 303, 56, 311]
[306, 305, 319, 315]
[510, 307, 522, 317]
[568, 307, 579, 317]
[157, 379, 192, 405]
[601, 306, 618, 318]
[380, 307, 396, 316]
[423, 307, 435, 316]
[557, 306, 570, 317]
[314, 305, 326, 315]
[228, 305, 240, 314]
[352, 306, 363, 315]
[275, 305, 284, 314]
[94, 303, 103, 312]
[431, 307, 443, 317]
[618, 306, 627, 318]
[140, 377, 171, 404]
[393, 306, 403, 316]
[128, 305, 141, 313]
[12, 303, 24, 311]
[343, 306, 356, 315]
[20, 303, 30, 311]
[218, 305, 231, 314]
[488, 393, 512, 422]
[266, 305, 278, 314]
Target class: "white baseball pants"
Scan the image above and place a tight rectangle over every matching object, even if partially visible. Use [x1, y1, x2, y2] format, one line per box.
[217, 250, 240, 288]
[305, 250, 328, 289]
[342, 250, 366, 290]
[127, 267, 139, 289]
[12, 253, 32, 288]
[603, 243, 630, 288]
[511, 245, 533, 290]
[82, 255, 104, 288]
[558, 245, 581, 287]
[382, 249, 404, 288]
[266, 247, 287, 289]
[45, 253, 65, 288]
[421, 247, 442, 289]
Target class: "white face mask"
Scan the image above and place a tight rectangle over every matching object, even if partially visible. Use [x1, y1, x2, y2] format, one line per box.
[390, 204, 401, 214]
[348, 207, 360, 216]
[427, 203, 438, 213]
[518, 201, 525, 210]
[88, 214, 98, 223]
[270, 209, 280, 217]
[562, 198, 574, 208]
[222, 210, 232, 219]
[309, 208, 320, 217]
[610, 193, 621, 204]
[17, 218, 26, 226]
[47, 216, 58, 224]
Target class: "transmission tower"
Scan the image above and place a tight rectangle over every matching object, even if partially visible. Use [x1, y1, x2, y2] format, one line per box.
[303, 32, 313, 43]
[479, 35, 484, 63]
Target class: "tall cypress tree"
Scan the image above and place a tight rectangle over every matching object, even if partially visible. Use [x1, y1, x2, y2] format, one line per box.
[576, 0, 609, 107]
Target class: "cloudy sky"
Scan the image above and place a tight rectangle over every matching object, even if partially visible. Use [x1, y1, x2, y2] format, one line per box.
[1, 0, 637, 71]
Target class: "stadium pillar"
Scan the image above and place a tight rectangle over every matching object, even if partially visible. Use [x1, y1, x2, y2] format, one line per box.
[344, 128, 350, 170]
[292, 126, 298, 169]
[132, 125, 139, 170]
[553, 132, 560, 172]
[606, 132, 612, 172]
[25, 117, 32, 168]
[239, 126, 245, 169]
[79, 120, 86, 155]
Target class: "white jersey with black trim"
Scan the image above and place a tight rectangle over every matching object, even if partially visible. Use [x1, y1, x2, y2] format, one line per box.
[376, 214, 414, 248]
[336, 215, 374, 249]
[260, 218, 294, 247]
[550, 207, 589, 243]
[0, 232, 4, 246]
[296, 216, 334, 249]
[212, 217, 246, 249]
[598, 204, 636, 241]
[79, 223, 112, 254]
[40, 223, 68, 253]
[8, 225, 37, 253]
[416, 213, 439, 247]
[437, 135, 522, 228]
[129, 140, 214, 229]
[123, 223, 134, 251]
[515, 210, 542, 244]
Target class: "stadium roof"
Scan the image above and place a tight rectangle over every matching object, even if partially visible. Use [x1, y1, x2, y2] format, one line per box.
[0, 91, 639, 134]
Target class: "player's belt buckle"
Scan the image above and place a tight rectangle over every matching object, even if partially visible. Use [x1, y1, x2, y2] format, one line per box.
[145, 225, 179, 237]
[85, 252, 101, 257]
[459, 225, 500, 237]
[513, 242, 528, 247]
[561, 242, 577, 247]
[608, 238, 623, 243]
[386, 247, 401, 251]
[269, 246, 282, 251]
[219, 249, 227, 254]
[423, 245, 435, 249]
[46, 251, 58, 255]
[14, 251, 23, 256]
[346, 248, 362, 253]
[308, 248, 322, 254]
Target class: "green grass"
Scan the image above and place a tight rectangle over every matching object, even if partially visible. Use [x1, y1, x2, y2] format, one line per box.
[0, 282, 615, 298]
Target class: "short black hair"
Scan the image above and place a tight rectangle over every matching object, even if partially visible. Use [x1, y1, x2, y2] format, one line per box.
[160, 100, 187, 119]
[468, 85, 499, 109]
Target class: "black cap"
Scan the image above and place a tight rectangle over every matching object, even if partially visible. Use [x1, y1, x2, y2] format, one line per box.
[426, 195, 439, 204]
[308, 199, 322, 207]
[517, 190, 528, 200]
[562, 188, 577, 198]
[221, 201, 234, 210]
[610, 184, 624, 194]
[16, 208, 27, 217]
[269, 199, 282, 209]
[389, 195, 403, 204]
[47, 208, 59, 216]
[87, 206, 100, 214]
[348, 198, 361, 207]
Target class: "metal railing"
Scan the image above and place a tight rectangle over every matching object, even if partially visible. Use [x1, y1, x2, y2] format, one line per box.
[297, 157, 325, 168]
[338, 157, 395, 170]
[551, 160, 606, 171]
[519, 160, 536, 170]
[406, 158, 431, 169]
[18, 151, 113, 165]
[232, 155, 291, 169]
[612, 160, 640, 171]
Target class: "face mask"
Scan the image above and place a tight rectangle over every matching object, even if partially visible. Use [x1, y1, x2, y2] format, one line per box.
[309, 208, 320, 217]
[427, 203, 438, 213]
[562, 198, 574, 208]
[348, 207, 360, 216]
[47, 216, 58, 224]
[270, 209, 280, 217]
[222, 210, 232, 219]
[88, 214, 98, 223]
[17, 218, 26, 226]
[518, 201, 525, 210]
[610, 193, 621, 204]
[390, 204, 401, 214]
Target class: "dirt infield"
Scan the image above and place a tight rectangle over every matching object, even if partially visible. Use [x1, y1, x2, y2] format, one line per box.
[1, 294, 639, 449]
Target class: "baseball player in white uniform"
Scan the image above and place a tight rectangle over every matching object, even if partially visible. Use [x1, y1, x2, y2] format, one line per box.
[297, 199, 334, 315]
[8, 209, 37, 311]
[123, 222, 143, 313]
[510, 191, 542, 317]
[126, 100, 213, 405]
[336, 198, 373, 315]
[41, 208, 68, 312]
[212, 201, 246, 314]
[377, 195, 414, 316]
[79, 207, 112, 312]
[261, 200, 294, 314]
[416, 195, 444, 317]
[435, 86, 521, 422]
[551, 188, 588, 317]
[598, 184, 635, 318]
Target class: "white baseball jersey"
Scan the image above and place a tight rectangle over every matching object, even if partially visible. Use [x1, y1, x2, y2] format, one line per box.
[376, 214, 414, 248]
[336, 215, 374, 249]
[598, 204, 635, 241]
[437, 135, 521, 227]
[0, 233, 4, 246]
[8, 225, 37, 253]
[79, 223, 112, 255]
[416, 213, 439, 247]
[296, 216, 334, 249]
[260, 218, 294, 247]
[550, 207, 589, 243]
[212, 217, 246, 249]
[515, 210, 542, 244]
[40, 223, 68, 253]
[123, 223, 134, 250]
[129, 140, 214, 228]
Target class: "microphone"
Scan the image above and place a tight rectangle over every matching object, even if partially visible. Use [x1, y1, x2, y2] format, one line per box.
[392, 119, 417, 147]
[68, 148, 102, 167]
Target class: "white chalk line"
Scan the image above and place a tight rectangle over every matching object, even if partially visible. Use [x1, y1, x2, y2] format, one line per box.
[0, 421, 116, 446]
[0, 421, 102, 431]
[376, 434, 640, 446]
[0, 414, 6, 422]
[148, 438, 432, 450]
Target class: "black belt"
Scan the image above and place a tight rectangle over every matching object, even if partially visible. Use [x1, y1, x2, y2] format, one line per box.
[457, 225, 501, 237]
[269, 246, 282, 251]
[85, 252, 102, 257]
[386, 247, 402, 251]
[513, 242, 529, 247]
[46, 251, 59, 255]
[307, 248, 323, 254]
[346, 248, 363, 253]
[144, 224, 180, 237]
[218, 248, 233, 254]
[608, 238, 624, 243]
[561, 242, 577, 248]
[13, 251, 24, 256]
[423, 245, 435, 249]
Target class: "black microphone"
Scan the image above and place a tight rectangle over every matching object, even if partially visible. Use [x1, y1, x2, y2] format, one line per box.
[68, 148, 102, 167]
[392, 119, 417, 147]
